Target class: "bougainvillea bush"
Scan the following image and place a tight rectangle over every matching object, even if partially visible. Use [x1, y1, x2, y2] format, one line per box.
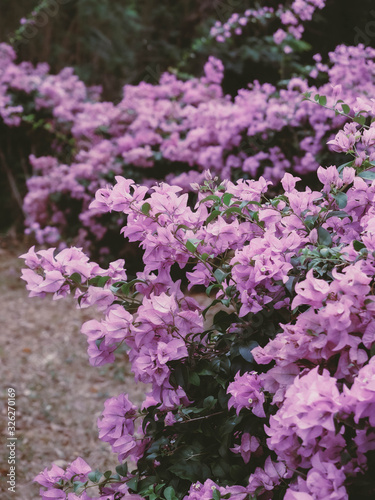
[3, 0, 375, 261]
[2, 0, 324, 235]
[0, 41, 101, 229]
[21, 110, 375, 498]
[20, 41, 375, 259]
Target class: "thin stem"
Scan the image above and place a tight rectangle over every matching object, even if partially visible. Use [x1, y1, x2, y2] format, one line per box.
[175, 410, 225, 425]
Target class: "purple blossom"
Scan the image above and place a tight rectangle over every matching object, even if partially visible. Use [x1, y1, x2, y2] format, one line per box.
[230, 432, 260, 463]
[284, 453, 348, 500]
[266, 368, 345, 468]
[247, 456, 291, 495]
[34, 464, 65, 488]
[227, 371, 266, 418]
[342, 356, 375, 426]
[97, 393, 147, 462]
[291, 269, 330, 309]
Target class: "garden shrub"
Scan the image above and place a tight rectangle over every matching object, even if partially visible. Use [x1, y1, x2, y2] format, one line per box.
[0, 0, 327, 236]
[4, 0, 375, 255]
[20, 42, 375, 261]
[0, 41, 101, 231]
[21, 107, 375, 498]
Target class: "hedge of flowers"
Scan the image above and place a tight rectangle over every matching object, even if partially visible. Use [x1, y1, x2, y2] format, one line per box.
[18, 42, 375, 259]
[4, 0, 375, 259]
[21, 104, 375, 498]
[0, 40, 102, 227]
[0, 41, 101, 130]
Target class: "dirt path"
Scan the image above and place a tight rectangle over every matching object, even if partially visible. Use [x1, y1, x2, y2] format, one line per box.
[0, 243, 146, 499]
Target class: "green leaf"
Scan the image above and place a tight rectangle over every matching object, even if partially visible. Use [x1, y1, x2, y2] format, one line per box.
[353, 114, 366, 126]
[103, 470, 112, 479]
[89, 275, 111, 287]
[206, 284, 221, 296]
[222, 206, 243, 217]
[202, 298, 221, 318]
[213, 310, 238, 331]
[189, 372, 200, 386]
[88, 470, 102, 483]
[230, 464, 244, 481]
[176, 223, 192, 232]
[353, 240, 366, 251]
[211, 461, 228, 480]
[155, 484, 164, 493]
[98, 276, 111, 287]
[206, 209, 222, 224]
[200, 194, 221, 205]
[141, 202, 151, 215]
[221, 298, 231, 307]
[164, 486, 178, 500]
[225, 285, 237, 297]
[358, 170, 375, 180]
[220, 414, 242, 434]
[203, 395, 217, 410]
[214, 268, 228, 284]
[119, 278, 144, 295]
[238, 341, 259, 363]
[138, 476, 157, 494]
[115, 463, 128, 477]
[222, 193, 234, 206]
[341, 103, 350, 114]
[285, 276, 295, 294]
[73, 481, 86, 493]
[333, 192, 347, 209]
[168, 462, 199, 481]
[95, 338, 104, 348]
[201, 252, 209, 261]
[302, 91, 312, 100]
[317, 227, 332, 247]
[127, 476, 139, 492]
[186, 238, 202, 253]
[212, 489, 221, 500]
[318, 95, 327, 106]
[304, 214, 318, 230]
[240, 199, 261, 208]
[325, 210, 348, 220]
[69, 272, 82, 285]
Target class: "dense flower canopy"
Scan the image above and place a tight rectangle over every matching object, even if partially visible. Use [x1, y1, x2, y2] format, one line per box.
[2, 34, 375, 254]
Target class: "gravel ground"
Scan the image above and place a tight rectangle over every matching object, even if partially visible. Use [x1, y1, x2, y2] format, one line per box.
[0, 242, 147, 499]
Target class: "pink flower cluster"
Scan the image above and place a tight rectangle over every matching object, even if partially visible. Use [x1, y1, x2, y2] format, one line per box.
[34, 457, 143, 499]
[185, 479, 248, 500]
[227, 371, 266, 418]
[275, 0, 326, 48]
[209, 8, 274, 43]
[209, 1, 326, 51]
[266, 368, 345, 469]
[97, 393, 148, 463]
[0, 42, 99, 127]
